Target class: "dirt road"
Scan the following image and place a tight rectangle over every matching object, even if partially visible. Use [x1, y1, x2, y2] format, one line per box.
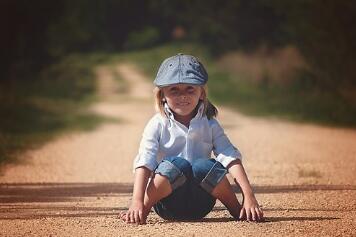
[1, 62, 356, 236]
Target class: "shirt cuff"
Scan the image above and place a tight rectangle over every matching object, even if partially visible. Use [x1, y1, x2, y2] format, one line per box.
[133, 155, 158, 172]
[215, 150, 242, 168]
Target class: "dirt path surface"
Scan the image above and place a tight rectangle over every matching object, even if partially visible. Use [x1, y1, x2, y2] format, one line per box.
[1, 62, 356, 236]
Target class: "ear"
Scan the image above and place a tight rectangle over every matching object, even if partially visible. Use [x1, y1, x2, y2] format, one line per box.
[160, 91, 166, 102]
[199, 89, 205, 100]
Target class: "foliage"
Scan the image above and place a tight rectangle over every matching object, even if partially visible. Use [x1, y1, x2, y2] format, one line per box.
[121, 42, 356, 127]
[2, 0, 356, 92]
[270, 0, 356, 90]
[149, 0, 287, 53]
[0, 54, 115, 163]
[123, 26, 160, 50]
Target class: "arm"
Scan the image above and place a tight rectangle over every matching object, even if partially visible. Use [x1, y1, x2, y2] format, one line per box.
[121, 166, 151, 224]
[210, 119, 242, 168]
[228, 160, 263, 221]
[210, 119, 263, 221]
[121, 115, 161, 224]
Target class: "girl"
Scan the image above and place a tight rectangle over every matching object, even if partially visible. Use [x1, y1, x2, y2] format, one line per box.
[120, 53, 263, 224]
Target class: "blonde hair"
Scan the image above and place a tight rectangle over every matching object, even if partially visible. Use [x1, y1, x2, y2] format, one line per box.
[154, 85, 218, 120]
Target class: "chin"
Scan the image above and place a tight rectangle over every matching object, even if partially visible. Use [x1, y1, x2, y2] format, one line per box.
[176, 111, 190, 116]
[174, 109, 193, 116]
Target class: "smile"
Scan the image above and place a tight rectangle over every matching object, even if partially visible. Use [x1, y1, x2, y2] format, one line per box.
[177, 102, 189, 106]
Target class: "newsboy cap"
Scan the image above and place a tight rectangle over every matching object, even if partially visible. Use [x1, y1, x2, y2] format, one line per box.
[154, 53, 208, 87]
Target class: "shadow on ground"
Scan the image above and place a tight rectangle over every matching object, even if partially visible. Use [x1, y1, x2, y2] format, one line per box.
[0, 183, 352, 221]
[1, 183, 355, 203]
[160, 216, 339, 223]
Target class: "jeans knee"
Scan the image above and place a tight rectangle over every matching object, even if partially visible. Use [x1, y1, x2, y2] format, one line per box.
[192, 159, 217, 182]
[155, 157, 192, 190]
[162, 157, 192, 177]
[192, 159, 227, 193]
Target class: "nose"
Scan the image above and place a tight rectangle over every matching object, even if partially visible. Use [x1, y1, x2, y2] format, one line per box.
[179, 94, 187, 100]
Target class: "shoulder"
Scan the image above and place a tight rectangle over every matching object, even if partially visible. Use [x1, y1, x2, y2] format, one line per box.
[143, 113, 167, 133]
[207, 117, 222, 127]
[147, 113, 169, 125]
[207, 117, 226, 135]
[145, 113, 163, 127]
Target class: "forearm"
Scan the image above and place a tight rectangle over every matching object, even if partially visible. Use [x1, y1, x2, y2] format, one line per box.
[227, 159, 263, 221]
[121, 167, 152, 224]
[227, 160, 254, 198]
[132, 166, 151, 202]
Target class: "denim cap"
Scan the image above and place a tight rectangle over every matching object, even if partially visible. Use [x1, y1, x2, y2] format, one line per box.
[154, 53, 208, 87]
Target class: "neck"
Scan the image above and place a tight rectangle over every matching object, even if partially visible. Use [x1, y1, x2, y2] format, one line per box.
[174, 114, 192, 127]
[174, 107, 199, 128]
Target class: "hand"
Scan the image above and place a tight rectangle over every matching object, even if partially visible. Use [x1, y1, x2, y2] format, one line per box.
[120, 200, 147, 224]
[239, 195, 264, 222]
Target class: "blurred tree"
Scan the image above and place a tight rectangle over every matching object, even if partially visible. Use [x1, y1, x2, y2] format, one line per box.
[123, 26, 160, 50]
[283, 0, 356, 89]
[46, 0, 107, 58]
[149, 0, 286, 54]
[1, 0, 355, 93]
[0, 0, 63, 80]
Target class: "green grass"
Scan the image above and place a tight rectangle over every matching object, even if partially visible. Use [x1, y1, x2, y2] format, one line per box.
[117, 41, 356, 127]
[208, 70, 356, 127]
[2, 41, 355, 164]
[112, 42, 211, 78]
[0, 53, 118, 163]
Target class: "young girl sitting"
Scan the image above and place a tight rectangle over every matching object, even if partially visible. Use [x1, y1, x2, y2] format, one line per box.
[120, 53, 263, 224]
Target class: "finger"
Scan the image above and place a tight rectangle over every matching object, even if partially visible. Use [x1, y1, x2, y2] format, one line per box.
[257, 207, 264, 221]
[251, 208, 257, 221]
[246, 209, 251, 221]
[138, 210, 144, 224]
[239, 207, 246, 220]
[130, 211, 135, 223]
[255, 207, 262, 221]
[125, 211, 130, 223]
[256, 207, 263, 221]
[134, 211, 140, 224]
[119, 211, 126, 221]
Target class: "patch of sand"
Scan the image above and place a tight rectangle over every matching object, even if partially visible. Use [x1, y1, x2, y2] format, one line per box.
[1, 63, 355, 236]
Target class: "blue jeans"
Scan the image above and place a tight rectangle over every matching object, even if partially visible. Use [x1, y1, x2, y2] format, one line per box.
[153, 157, 227, 220]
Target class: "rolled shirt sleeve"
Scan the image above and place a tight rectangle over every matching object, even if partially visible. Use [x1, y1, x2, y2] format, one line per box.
[133, 115, 161, 171]
[211, 119, 242, 168]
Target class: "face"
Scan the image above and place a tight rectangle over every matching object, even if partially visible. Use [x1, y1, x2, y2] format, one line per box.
[162, 84, 204, 118]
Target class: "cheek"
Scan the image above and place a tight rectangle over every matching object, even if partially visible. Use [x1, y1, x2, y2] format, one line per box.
[165, 98, 176, 108]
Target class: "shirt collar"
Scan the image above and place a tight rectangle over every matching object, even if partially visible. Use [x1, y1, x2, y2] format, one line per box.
[163, 101, 205, 121]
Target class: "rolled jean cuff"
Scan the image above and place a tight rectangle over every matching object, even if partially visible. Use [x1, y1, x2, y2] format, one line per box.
[155, 160, 187, 190]
[200, 161, 227, 193]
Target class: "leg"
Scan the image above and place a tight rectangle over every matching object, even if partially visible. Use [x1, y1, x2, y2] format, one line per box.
[147, 157, 193, 220]
[211, 176, 241, 219]
[143, 173, 172, 216]
[192, 159, 241, 219]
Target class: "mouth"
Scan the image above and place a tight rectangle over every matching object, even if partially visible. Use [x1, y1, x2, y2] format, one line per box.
[176, 102, 190, 106]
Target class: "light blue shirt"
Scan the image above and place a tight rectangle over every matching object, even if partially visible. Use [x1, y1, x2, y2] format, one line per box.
[133, 103, 242, 171]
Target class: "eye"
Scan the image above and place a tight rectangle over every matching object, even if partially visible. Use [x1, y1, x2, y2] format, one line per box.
[186, 86, 196, 93]
[169, 87, 179, 95]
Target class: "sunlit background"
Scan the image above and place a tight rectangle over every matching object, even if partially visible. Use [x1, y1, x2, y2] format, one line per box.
[1, 0, 356, 163]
